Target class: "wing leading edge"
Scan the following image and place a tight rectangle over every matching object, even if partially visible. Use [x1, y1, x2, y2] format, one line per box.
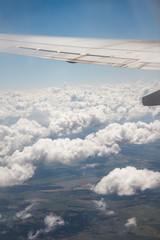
[0, 34, 160, 105]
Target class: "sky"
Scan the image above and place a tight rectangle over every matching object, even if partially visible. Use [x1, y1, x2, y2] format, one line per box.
[0, 0, 160, 90]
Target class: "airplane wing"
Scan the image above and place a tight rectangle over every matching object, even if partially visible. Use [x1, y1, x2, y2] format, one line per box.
[142, 90, 160, 106]
[0, 34, 160, 71]
[0, 34, 160, 105]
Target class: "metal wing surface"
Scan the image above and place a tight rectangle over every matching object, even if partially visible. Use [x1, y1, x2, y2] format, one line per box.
[0, 34, 160, 71]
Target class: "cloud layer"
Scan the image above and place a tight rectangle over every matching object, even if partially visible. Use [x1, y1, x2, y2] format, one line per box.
[93, 166, 160, 196]
[0, 80, 160, 187]
[1, 119, 159, 187]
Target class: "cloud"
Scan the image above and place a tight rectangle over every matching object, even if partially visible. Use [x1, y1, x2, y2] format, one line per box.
[93, 166, 160, 196]
[5, 120, 160, 166]
[28, 229, 41, 240]
[81, 163, 99, 169]
[0, 81, 160, 187]
[93, 120, 160, 145]
[44, 214, 65, 232]
[0, 118, 47, 156]
[0, 164, 35, 187]
[125, 217, 137, 228]
[0, 203, 35, 226]
[16, 203, 35, 220]
[28, 214, 64, 240]
[4, 134, 120, 166]
[1, 80, 160, 135]
[16, 210, 31, 220]
[93, 198, 115, 215]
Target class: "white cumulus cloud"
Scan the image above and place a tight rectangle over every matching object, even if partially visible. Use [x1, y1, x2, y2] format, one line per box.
[1, 119, 160, 187]
[93, 166, 160, 196]
[0, 164, 35, 187]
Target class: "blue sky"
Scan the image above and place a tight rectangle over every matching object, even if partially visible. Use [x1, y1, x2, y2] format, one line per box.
[0, 0, 160, 90]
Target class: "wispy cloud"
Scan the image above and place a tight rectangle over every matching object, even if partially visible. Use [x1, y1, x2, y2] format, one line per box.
[125, 217, 137, 228]
[16, 210, 31, 220]
[81, 163, 99, 169]
[16, 202, 35, 220]
[28, 214, 64, 240]
[93, 198, 115, 215]
[44, 214, 64, 232]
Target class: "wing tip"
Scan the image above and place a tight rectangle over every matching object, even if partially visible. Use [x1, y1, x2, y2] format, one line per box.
[142, 90, 160, 106]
